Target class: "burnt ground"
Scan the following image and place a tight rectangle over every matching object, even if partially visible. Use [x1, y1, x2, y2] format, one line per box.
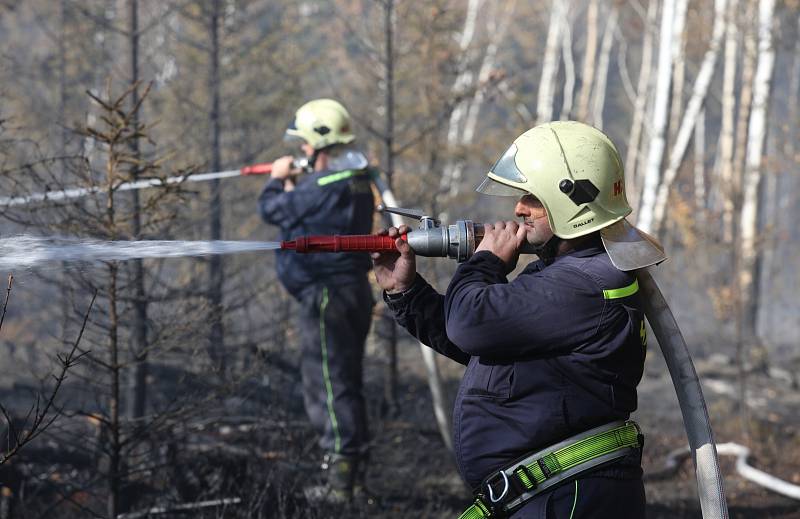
[2, 332, 800, 518]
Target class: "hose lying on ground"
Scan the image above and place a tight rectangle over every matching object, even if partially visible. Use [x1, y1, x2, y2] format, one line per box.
[716, 443, 800, 500]
[647, 443, 800, 501]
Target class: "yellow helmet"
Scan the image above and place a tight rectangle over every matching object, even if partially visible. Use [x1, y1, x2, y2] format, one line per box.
[477, 121, 665, 270]
[285, 98, 356, 150]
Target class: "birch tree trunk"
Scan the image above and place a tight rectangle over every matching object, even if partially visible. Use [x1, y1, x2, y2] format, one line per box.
[716, 0, 740, 243]
[560, 6, 576, 120]
[462, 3, 516, 143]
[537, 0, 565, 124]
[590, 7, 617, 130]
[651, 0, 727, 235]
[444, 0, 482, 148]
[437, 0, 482, 201]
[694, 108, 706, 227]
[732, 0, 759, 214]
[577, 0, 598, 122]
[738, 0, 776, 349]
[638, 0, 682, 234]
[668, 0, 689, 146]
[440, 1, 514, 201]
[625, 0, 657, 214]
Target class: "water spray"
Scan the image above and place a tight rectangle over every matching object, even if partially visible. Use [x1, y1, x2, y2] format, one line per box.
[0, 235, 282, 270]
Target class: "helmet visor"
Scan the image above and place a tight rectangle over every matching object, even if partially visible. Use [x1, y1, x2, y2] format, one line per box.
[475, 143, 529, 196]
[475, 176, 528, 196]
[489, 143, 527, 183]
[284, 119, 307, 144]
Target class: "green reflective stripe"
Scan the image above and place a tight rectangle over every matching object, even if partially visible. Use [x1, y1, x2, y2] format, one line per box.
[522, 423, 640, 486]
[603, 278, 639, 299]
[569, 480, 579, 519]
[317, 169, 365, 186]
[319, 287, 342, 453]
[515, 467, 534, 489]
[457, 498, 490, 519]
[549, 423, 638, 472]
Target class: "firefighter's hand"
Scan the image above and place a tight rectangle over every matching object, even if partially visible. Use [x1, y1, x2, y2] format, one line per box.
[270, 155, 299, 180]
[475, 221, 527, 272]
[371, 225, 417, 294]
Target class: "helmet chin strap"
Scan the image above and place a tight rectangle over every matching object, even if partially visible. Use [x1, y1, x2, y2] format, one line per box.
[528, 235, 562, 263]
[308, 149, 320, 171]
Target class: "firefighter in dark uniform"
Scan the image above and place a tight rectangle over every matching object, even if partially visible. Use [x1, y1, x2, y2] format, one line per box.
[258, 99, 375, 503]
[373, 122, 665, 518]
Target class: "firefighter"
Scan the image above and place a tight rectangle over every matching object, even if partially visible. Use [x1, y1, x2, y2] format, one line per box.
[372, 121, 664, 518]
[258, 99, 375, 503]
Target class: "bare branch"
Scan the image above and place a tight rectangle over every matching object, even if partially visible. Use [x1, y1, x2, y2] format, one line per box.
[0, 274, 12, 333]
[0, 291, 96, 465]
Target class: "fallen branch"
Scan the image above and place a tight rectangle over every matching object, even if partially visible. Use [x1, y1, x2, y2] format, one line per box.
[117, 497, 242, 519]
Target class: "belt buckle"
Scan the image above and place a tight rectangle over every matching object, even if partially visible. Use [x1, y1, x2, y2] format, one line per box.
[485, 469, 510, 504]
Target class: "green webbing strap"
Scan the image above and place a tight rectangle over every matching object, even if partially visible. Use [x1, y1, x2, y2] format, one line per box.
[317, 169, 367, 186]
[457, 422, 641, 519]
[603, 278, 639, 300]
[457, 497, 491, 519]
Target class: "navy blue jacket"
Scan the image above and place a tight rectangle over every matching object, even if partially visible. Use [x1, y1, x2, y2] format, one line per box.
[258, 167, 374, 297]
[385, 238, 646, 489]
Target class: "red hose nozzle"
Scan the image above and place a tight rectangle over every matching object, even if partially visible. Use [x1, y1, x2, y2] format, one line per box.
[240, 163, 273, 175]
[281, 234, 404, 253]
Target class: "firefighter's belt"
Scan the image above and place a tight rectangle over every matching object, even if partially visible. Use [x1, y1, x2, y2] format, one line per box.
[457, 420, 643, 519]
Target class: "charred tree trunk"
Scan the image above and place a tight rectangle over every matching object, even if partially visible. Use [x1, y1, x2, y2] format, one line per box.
[381, 0, 398, 415]
[58, 0, 71, 345]
[128, 0, 149, 420]
[106, 143, 122, 519]
[208, 0, 226, 375]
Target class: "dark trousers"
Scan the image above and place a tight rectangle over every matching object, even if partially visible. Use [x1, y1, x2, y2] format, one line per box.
[296, 277, 374, 457]
[509, 476, 646, 518]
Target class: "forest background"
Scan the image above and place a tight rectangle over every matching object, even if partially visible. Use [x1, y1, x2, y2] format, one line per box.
[0, 0, 799, 517]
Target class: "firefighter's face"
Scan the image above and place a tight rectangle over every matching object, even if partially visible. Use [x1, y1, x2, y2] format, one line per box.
[301, 143, 315, 157]
[515, 195, 554, 246]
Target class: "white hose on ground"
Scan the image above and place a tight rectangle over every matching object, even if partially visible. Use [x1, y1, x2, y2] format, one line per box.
[652, 443, 800, 501]
[371, 176, 454, 453]
[638, 268, 729, 518]
[715, 443, 800, 500]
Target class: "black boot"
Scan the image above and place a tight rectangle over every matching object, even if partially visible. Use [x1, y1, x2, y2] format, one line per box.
[303, 453, 357, 505]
